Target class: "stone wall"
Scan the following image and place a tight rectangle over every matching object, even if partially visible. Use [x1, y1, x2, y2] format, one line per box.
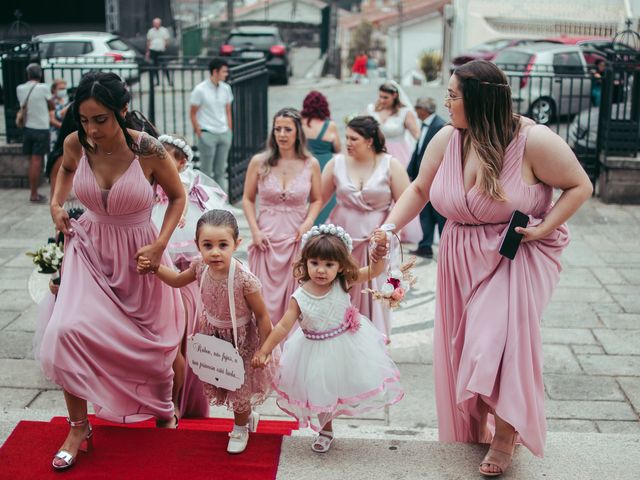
[0, 144, 30, 189]
[599, 155, 640, 204]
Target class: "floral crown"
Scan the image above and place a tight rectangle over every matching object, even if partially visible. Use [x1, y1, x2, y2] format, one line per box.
[301, 224, 353, 253]
[158, 134, 194, 163]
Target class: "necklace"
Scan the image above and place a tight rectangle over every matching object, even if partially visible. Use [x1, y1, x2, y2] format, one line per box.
[349, 156, 377, 191]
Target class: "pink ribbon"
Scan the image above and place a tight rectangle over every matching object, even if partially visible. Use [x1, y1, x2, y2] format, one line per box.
[189, 176, 210, 211]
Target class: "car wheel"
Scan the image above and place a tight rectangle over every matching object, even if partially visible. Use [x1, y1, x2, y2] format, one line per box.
[529, 98, 556, 125]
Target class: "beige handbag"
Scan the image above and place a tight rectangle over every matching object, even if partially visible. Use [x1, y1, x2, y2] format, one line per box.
[16, 82, 37, 129]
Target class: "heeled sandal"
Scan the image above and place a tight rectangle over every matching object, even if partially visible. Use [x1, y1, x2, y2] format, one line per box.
[479, 434, 517, 477]
[156, 414, 179, 429]
[311, 430, 334, 453]
[52, 417, 93, 471]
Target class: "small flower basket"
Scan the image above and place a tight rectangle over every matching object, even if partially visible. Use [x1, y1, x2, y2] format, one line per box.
[363, 256, 417, 309]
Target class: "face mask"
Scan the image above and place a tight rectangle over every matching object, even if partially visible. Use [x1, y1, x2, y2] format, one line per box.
[56, 89, 67, 99]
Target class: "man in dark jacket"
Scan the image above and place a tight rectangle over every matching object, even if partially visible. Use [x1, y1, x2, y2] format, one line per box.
[407, 98, 446, 258]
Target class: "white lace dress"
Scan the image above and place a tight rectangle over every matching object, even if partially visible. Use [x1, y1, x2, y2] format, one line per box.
[273, 282, 404, 431]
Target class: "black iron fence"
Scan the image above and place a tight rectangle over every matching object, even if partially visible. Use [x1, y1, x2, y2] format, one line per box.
[497, 62, 615, 184]
[1, 48, 269, 202]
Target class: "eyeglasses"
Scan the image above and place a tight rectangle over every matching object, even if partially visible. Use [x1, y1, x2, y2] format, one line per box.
[444, 95, 463, 103]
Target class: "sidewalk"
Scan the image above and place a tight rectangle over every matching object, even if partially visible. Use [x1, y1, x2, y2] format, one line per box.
[0, 188, 639, 478]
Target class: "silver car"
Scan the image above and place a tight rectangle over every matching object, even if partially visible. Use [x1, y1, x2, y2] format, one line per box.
[494, 43, 593, 125]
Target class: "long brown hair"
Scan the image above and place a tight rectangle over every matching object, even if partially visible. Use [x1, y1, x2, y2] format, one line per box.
[293, 234, 359, 292]
[262, 107, 311, 176]
[454, 60, 520, 201]
[347, 115, 387, 153]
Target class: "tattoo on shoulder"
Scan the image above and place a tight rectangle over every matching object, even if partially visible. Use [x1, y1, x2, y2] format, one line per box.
[139, 135, 167, 160]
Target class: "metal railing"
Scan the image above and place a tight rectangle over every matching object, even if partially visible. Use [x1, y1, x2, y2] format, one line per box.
[1, 48, 269, 202]
[497, 62, 603, 183]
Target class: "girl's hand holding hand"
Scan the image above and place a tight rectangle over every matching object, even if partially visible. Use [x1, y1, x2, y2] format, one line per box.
[369, 228, 389, 262]
[51, 204, 73, 236]
[251, 350, 271, 369]
[252, 230, 270, 252]
[136, 255, 155, 274]
[135, 242, 164, 273]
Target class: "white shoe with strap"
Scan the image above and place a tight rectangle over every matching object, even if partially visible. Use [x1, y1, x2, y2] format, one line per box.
[227, 412, 260, 454]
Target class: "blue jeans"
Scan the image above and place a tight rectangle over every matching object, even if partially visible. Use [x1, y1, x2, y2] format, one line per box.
[198, 130, 232, 194]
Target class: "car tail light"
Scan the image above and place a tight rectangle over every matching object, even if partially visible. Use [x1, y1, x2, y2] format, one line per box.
[270, 45, 286, 56]
[220, 44, 234, 55]
[520, 55, 536, 89]
[104, 52, 124, 62]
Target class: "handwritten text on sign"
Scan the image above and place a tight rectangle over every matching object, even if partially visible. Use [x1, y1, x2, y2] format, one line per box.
[186, 333, 245, 391]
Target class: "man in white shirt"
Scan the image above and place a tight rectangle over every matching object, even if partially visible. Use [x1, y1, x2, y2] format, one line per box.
[190, 58, 233, 193]
[146, 17, 172, 86]
[16, 63, 53, 203]
[406, 97, 447, 258]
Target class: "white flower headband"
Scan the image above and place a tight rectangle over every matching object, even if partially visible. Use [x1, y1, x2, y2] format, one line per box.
[158, 134, 194, 163]
[301, 224, 353, 253]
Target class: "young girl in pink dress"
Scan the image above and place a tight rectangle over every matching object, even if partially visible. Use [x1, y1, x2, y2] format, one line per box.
[252, 225, 403, 453]
[138, 210, 277, 454]
[151, 134, 230, 419]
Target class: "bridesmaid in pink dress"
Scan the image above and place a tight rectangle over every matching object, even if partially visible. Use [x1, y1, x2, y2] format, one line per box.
[367, 82, 422, 243]
[383, 61, 592, 477]
[43, 72, 186, 471]
[322, 115, 412, 339]
[243, 108, 322, 324]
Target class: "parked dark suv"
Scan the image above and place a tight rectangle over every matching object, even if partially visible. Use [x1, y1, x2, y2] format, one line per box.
[219, 26, 292, 84]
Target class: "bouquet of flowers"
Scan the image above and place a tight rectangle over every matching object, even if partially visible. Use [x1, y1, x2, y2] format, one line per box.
[363, 256, 417, 309]
[26, 241, 64, 275]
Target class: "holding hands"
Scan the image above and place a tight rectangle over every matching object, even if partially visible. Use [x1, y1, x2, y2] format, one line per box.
[136, 255, 156, 274]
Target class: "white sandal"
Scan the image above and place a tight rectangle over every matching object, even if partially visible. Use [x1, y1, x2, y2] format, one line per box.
[311, 430, 334, 453]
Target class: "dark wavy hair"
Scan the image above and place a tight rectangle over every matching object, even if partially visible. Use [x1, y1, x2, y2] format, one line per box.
[47, 102, 158, 177]
[346, 115, 386, 154]
[72, 71, 139, 154]
[453, 60, 520, 201]
[301, 91, 331, 126]
[263, 107, 311, 172]
[293, 234, 360, 292]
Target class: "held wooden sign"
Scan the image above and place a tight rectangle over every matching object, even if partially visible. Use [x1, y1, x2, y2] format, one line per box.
[186, 333, 245, 391]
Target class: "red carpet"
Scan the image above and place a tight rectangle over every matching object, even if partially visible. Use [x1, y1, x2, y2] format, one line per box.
[0, 417, 297, 480]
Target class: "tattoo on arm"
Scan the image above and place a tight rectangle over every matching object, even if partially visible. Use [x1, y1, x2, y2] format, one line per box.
[139, 135, 168, 160]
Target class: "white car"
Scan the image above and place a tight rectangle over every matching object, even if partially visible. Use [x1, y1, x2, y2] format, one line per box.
[494, 43, 593, 125]
[34, 32, 141, 86]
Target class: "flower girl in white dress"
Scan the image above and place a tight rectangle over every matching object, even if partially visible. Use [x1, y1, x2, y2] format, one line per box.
[252, 225, 404, 452]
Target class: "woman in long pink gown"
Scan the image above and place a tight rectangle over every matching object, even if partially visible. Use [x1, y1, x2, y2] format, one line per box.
[243, 108, 322, 325]
[43, 72, 186, 471]
[367, 82, 423, 243]
[323, 115, 412, 339]
[383, 61, 593, 476]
